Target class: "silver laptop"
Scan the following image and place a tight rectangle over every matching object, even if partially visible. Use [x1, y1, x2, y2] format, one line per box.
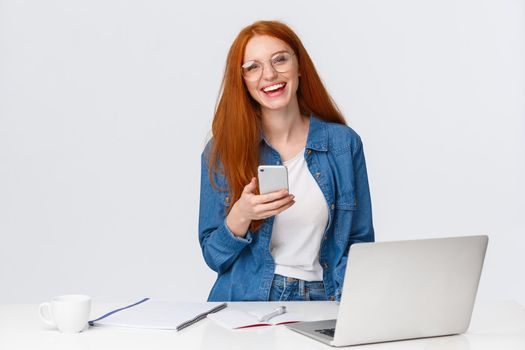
[286, 235, 488, 347]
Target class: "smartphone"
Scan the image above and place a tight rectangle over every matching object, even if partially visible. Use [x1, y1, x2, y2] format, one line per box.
[258, 165, 289, 194]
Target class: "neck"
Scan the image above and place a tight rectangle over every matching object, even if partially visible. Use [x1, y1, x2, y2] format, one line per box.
[260, 99, 307, 145]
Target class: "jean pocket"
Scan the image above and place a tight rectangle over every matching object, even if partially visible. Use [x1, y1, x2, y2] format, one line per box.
[269, 275, 286, 301]
[269, 284, 284, 301]
[271, 274, 286, 288]
[306, 284, 327, 301]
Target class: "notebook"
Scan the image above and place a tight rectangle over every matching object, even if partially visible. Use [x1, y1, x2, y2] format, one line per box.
[207, 307, 301, 329]
[89, 298, 227, 331]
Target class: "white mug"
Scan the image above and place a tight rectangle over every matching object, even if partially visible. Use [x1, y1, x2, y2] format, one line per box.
[39, 294, 92, 333]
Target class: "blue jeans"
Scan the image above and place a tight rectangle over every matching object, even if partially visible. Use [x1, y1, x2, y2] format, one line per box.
[268, 274, 328, 301]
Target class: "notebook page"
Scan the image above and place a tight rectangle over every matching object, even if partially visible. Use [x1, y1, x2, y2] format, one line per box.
[92, 300, 224, 330]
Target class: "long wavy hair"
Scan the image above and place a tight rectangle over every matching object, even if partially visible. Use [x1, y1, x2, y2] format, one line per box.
[209, 20, 346, 232]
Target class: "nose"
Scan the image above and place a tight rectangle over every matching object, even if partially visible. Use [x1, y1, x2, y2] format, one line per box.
[261, 61, 278, 81]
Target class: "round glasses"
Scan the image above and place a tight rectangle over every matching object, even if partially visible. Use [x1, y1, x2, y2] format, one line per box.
[241, 51, 296, 81]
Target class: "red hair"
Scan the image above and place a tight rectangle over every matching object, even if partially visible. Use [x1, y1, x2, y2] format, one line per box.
[209, 20, 346, 232]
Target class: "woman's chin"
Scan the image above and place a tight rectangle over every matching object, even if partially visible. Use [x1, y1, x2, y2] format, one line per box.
[258, 96, 291, 111]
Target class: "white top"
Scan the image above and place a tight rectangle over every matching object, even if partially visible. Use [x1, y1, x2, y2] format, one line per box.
[270, 149, 329, 281]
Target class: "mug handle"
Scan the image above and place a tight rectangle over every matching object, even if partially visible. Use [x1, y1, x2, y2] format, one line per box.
[38, 302, 56, 327]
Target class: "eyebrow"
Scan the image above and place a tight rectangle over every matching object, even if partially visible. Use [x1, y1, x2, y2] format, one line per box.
[242, 50, 290, 64]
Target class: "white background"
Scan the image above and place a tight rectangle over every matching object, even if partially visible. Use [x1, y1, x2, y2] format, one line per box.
[1, 0, 524, 305]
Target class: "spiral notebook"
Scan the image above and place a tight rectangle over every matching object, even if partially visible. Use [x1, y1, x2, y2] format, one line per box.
[89, 298, 227, 331]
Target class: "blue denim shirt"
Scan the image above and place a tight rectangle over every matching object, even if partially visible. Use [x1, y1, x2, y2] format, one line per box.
[198, 115, 374, 301]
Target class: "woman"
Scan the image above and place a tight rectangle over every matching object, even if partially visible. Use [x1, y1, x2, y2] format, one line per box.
[198, 20, 374, 302]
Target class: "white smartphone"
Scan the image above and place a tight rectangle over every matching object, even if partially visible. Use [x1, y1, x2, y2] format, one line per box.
[257, 165, 289, 194]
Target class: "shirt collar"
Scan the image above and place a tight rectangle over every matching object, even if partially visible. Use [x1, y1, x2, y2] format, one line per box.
[305, 114, 328, 152]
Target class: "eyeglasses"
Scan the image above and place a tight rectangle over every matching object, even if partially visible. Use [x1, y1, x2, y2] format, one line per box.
[241, 51, 296, 81]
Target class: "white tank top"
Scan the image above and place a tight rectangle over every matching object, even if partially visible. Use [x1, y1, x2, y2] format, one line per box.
[270, 149, 329, 281]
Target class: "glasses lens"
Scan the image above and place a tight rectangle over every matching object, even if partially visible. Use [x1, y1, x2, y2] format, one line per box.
[241, 52, 294, 81]
[271, 52, 292, 72]
[241, 61, 262, 81]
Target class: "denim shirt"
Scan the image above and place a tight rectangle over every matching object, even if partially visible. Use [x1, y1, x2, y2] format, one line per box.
[198, 115, 374, 301]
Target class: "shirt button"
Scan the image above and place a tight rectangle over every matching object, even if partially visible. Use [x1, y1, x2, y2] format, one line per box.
[329, 296, 335, 301]
[323, 235, 328, 241]
[331, 204, 335, 210]
[225, 197, 230, 204]
[307, 149, 312, 155]
[315, 172, 321, 178]
[323, 263, 329, 269]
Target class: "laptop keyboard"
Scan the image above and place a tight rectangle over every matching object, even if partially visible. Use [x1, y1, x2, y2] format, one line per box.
[315, 328, 335, 338]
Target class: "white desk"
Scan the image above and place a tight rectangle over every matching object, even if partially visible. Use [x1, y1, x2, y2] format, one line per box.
[1, 301, 524, 349]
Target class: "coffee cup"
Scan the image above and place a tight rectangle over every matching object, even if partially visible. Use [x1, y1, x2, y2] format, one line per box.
[38, 294, 92, 333]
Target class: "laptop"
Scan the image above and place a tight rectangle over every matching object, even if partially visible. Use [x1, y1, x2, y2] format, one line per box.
[286, 235, 488, 347]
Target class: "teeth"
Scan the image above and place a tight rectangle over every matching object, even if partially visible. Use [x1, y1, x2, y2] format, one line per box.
[263, 83, 285, 92]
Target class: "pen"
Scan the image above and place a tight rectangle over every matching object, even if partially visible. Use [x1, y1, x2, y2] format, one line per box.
[258, 306, 286, 322]
[176, 302, 228, 331]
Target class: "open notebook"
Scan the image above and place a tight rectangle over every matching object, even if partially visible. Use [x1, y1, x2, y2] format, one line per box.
[207, 307, 302, 329]
[89, 298, 226, 331]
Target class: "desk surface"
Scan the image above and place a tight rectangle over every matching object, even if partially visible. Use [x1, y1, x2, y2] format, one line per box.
[1, 300, 524, 350]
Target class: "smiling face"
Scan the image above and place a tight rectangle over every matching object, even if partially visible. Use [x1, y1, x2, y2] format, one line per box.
[242, 35, 300, 112]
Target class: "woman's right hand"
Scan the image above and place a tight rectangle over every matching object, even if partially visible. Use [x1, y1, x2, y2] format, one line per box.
[226, 177, 295, 237]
